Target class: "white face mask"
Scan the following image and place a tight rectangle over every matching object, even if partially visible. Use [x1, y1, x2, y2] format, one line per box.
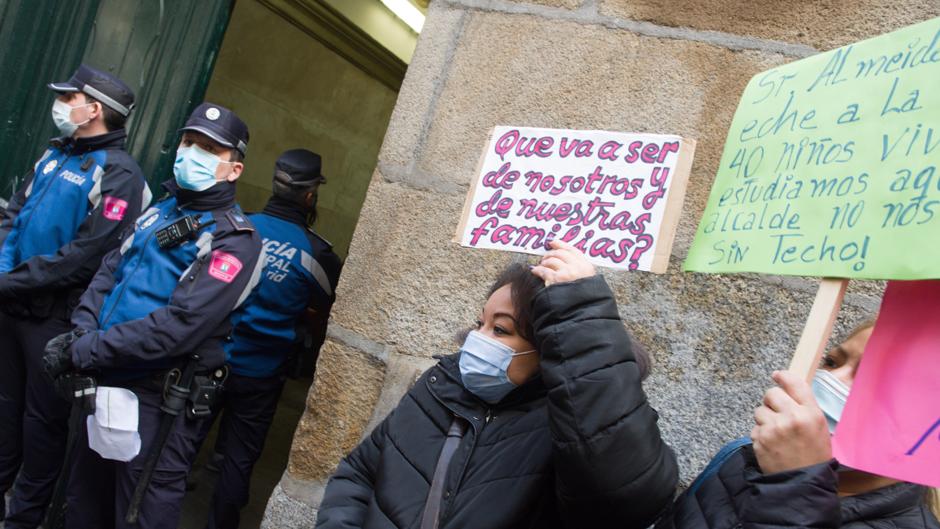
[51, 99, 94, 136]
[811, 369, 850, 433]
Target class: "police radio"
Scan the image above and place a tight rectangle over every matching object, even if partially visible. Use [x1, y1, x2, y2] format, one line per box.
[155, 215, 215, 249]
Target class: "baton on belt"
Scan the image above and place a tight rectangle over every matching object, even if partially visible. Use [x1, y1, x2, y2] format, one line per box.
[44, 374, 97, 529]
[125, 355, 200, 524]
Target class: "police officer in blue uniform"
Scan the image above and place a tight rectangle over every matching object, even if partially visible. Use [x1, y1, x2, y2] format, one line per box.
[42, 103, 263, 529]
[0, 65, 150, 528]
[204, 149, 341, 529]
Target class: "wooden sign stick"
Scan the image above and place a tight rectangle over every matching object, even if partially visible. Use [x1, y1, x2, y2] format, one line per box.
[788, 278, 850, 382]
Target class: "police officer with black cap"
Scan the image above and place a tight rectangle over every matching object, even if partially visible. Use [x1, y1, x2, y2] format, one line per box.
[0, 64, 150, 528]
[200, 148, 341, 529]
[41, 102, 262, 529]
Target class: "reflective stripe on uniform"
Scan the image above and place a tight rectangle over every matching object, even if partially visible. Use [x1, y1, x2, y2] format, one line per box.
[87, 166, 105, 210]
[301, 250, 333, 297]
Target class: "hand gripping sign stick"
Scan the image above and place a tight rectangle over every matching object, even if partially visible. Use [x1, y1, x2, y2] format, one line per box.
[125, 355, 200, 524]
[788, 278, 849, 381]
[44, 374, 97, 529]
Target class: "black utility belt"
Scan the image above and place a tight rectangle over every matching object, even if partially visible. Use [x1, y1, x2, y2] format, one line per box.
[121, 364, 229, 420]
[160, 364, 229, 420]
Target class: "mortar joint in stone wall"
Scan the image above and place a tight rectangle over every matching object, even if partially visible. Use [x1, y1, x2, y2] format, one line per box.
[402, 6, 469, 178]
[439, 0, 818, 58]
[377, 161, 468, 195]
[327, 320, 391, 364]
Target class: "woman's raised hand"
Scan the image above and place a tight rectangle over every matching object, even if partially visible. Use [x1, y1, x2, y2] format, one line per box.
[751, 370, 832, 475]
[531, 240, 596, 286]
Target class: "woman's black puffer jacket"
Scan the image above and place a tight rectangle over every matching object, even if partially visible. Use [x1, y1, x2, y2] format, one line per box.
[315, 275, 678, 529]
[656, 444, 940, 529]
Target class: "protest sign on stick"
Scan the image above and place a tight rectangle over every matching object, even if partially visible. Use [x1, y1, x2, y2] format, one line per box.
[685, 17, 940, 281]
[455, 126, 696, 272]
[684, 17, 940, 389]
[832, 280, 940, 488]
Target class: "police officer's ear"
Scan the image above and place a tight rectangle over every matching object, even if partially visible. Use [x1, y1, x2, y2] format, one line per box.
[83, 97, 104, 123]
[304, 189, 317, 208]
[222, 152, 245, 183]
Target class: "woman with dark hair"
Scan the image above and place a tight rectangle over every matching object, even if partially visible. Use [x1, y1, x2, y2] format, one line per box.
[315, 240, 677, 529]
[656, 320, 940, 529]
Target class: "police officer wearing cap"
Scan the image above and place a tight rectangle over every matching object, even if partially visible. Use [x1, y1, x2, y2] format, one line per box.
[0, 64, 150, 528]
[201, 148, 341, 529]
[41, 102, 262, 529]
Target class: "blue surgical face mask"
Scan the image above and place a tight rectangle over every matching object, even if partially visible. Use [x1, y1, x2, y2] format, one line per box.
[812, 369, 850, 433]
[459, 330, 535, 404]
[174, 145, 230, 191]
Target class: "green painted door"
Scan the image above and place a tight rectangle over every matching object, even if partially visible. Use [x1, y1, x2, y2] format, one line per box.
[0, 0, 234, 200]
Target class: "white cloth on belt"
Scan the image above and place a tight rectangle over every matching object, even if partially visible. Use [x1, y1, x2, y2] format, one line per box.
[86, 386, 141, 462]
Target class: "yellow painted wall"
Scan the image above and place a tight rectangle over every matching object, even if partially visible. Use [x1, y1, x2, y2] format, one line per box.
[204, 0, 400, 257]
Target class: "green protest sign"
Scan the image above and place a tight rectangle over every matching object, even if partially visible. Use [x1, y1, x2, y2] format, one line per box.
[685, 18, 940, 279]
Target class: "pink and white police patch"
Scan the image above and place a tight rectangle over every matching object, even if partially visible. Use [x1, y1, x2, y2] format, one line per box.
[208, 251, 243, 283]
[102, 196, 129, 221]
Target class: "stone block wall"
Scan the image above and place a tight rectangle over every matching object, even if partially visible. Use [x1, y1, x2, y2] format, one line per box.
[262, 1, 940, 526]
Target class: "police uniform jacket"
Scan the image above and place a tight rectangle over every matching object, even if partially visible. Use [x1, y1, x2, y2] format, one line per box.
[316, 275, 678, 529]
[69, 180, 262, 383]
[227, 196, 341, 378]
[0, 129, 150, 315]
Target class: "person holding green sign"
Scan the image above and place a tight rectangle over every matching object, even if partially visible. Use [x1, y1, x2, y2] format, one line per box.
[654, 321, 940, 529]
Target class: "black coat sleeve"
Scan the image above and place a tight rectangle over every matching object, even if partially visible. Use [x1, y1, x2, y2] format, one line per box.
[69, 225, 261, 369]
[315, 415, 387, 528]
[0, 164, 148, 297]
[533, 274, 678, 529]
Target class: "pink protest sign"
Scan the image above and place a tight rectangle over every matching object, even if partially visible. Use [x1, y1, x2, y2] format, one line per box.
[454, 126, 696, 272]
[831, 280, 940, 488]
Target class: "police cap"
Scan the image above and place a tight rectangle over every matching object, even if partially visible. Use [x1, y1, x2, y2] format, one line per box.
[179, 103, 249, 157]
[275, 149, 326, 186]
[48, 64, 135, 117]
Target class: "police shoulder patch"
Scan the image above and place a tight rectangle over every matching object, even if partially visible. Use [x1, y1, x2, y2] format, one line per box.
[208, 251, 243, 283]
[226, 210, 255, 233]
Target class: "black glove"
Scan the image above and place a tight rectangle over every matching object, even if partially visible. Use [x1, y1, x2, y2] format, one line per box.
[42, 330, 84, 381]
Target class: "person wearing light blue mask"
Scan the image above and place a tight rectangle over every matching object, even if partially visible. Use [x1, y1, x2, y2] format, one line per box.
[173, 132, 243, 191]
[49, 102, 263, 529]
[656, 320, 940, 529]
[316, 240, 677, 529]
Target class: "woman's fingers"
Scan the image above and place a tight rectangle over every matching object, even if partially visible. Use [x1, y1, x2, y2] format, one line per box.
[541, 240, 595, 284]
[772, 370, 816, 407]
[530, 265, 556, 286]
[537, 256, 566, 271]
[762, 386, 796, 413]
[754, 405, 774, 426]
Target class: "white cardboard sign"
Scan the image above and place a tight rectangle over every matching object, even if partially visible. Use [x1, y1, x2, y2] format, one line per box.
[455, 126, 696, 272]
